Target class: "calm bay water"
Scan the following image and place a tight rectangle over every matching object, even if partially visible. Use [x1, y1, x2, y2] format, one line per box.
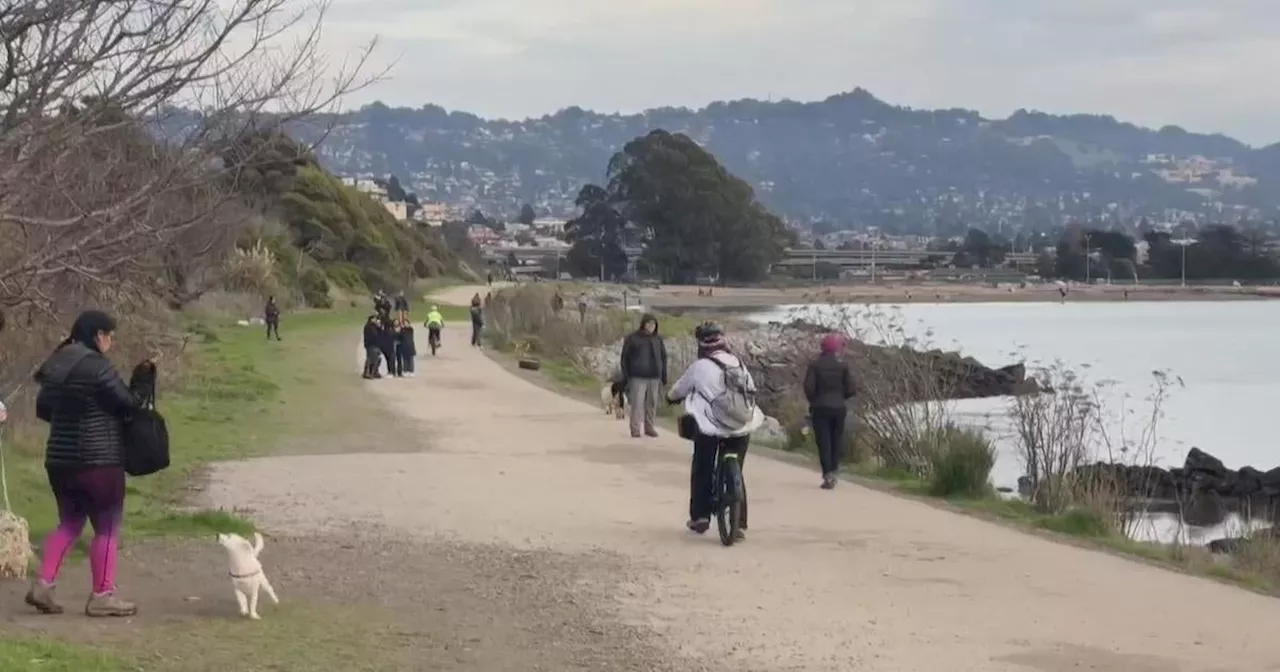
[751, 301, 1280, 543]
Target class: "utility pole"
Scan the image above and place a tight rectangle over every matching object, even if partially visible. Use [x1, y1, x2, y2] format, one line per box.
[1084, 234, 1091, 285]
[1173, 238, 1197, 288]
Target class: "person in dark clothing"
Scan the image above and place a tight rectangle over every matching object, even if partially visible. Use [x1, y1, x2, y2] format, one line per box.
[264, 296, 281, 341]
[379, 317, 399, 377]
[393, 291, 409, 323]
[398, 321, 417, 376]
[27, 310, 144, 617]
[619, 313, 668, 438]
[469, 296, 484, 347]
[803, 333, 857, 489]
[362, 315, 383, 379]
[373, 291, 392, 322]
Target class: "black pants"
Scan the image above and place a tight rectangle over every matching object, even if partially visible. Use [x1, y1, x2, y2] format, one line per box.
[266, 320, 280, 340]
[690, 430, 750, 526]
[364, 347, 382, 376]
[427, 327, 441, 351]
[811, 407, 847, 476]
[382, 347, 398, 376]
[470, 322, 482, 346]
[399, 349, 415, 374]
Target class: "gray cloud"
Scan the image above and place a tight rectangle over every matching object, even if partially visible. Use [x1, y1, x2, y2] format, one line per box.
[318, 0, 1280, 144]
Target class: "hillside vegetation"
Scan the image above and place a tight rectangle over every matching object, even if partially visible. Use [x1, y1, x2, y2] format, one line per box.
[294, 89, 1280, 229]
[225, 133, 473, 306]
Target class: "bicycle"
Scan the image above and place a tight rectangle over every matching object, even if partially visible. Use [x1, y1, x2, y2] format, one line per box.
[426, 326, 441, 355]
[672, 402, 746, 547]
[711, 441, 746, 546]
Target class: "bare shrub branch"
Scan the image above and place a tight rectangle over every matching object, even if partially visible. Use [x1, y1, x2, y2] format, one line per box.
[0, 0, 381, 316]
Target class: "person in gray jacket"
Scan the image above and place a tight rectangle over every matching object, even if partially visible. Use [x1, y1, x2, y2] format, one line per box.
[803, 333, 857, 489]
[619, 313, 668, 438]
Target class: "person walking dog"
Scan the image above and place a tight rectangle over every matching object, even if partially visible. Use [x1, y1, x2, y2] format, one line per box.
[619, 313, 668, 438]
[27, 310, 147, 617]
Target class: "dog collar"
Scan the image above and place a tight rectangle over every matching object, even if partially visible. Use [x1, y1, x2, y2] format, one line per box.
[230, 569, 262, 579]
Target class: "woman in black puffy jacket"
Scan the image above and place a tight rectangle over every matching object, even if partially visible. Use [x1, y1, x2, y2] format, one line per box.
[26, 310, 142, 618]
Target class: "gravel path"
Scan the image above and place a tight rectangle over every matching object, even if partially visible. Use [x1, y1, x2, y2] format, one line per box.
[197, 285, 1280, 672]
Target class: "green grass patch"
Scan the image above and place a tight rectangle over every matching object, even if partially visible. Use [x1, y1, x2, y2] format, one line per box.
[0, 639, 132, 672]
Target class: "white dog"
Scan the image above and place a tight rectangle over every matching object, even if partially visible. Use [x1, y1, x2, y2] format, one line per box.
[217, 532, 279, 620]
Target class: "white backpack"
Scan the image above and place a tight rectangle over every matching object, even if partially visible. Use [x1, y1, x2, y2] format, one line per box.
[706, 355, 757, 431]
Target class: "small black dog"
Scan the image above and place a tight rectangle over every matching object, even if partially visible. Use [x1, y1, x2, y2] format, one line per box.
[610, 380, 627, 412]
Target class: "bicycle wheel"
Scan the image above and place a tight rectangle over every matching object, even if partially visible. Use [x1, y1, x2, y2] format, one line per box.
[716, 455, 744, 546]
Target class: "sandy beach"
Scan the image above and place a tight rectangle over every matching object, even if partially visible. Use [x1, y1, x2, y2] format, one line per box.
[638, 282, 1280, 310]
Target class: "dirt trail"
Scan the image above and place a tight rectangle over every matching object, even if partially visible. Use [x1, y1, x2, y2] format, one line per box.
[200, 285, 1280, 672]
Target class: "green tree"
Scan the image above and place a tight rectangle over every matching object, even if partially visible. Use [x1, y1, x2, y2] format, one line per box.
[954, 228, 1010, 268]
[518, 203, 537, 226]
[563, 185, 629, 280]
[603, 129, 792, 283]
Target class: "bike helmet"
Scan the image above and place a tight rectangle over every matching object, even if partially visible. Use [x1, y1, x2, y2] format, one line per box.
[694, 320, 725, 345]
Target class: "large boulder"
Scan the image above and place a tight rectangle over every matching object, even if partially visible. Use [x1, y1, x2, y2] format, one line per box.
[1063, 448, 1280, 528]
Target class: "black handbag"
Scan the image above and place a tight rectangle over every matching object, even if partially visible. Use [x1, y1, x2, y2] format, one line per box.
[124, 362, 170, 477]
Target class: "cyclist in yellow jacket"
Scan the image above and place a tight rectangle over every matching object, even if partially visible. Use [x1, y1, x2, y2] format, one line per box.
[424, 306, 444, 354]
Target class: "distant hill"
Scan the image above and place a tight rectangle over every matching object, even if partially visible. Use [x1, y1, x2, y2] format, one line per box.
[288, 88, 1280, 233]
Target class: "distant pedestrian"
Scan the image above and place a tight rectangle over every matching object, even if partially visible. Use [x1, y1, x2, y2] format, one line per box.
[398, 321, 417, 377]
[264, 296, 281, 341]
[469, 296, 484, 347]
[620, 313, 667, 438]
[487, 271, 494, 287]
[803, 333, 856, 489]
[379, 317, 398, 377]
[551, 290, 565, 316]
[374, 291, 392, 322]
[393, 291, 410, 323]
[577, 294, 588, 322]
[362, 315, 382, 379]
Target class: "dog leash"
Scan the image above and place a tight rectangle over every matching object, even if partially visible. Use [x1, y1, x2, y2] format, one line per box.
[0, 400, 10, 512]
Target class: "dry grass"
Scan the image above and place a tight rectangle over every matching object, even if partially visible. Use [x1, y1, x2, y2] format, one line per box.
[486, 284, 704, 380]
[783, 301, 970, 476]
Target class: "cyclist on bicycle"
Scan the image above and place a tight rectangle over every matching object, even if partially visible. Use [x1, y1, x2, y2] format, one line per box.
[666, 321, 763, 537]
[424, 305, 445, 349]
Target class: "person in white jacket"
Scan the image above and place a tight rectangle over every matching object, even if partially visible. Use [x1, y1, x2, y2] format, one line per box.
[666, 321, 763, 538]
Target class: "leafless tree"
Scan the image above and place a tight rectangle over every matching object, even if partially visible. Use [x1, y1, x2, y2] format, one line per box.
[0, 0, 379, 318]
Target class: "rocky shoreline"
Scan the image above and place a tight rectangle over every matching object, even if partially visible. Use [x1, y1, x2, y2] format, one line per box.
[578, 318, 1039, 434]
[1069, 448, 1280, 551]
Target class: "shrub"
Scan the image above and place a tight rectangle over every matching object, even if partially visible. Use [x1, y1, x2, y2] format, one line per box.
[1040, 508, 1110, 538]
[298, 267, 332, 308]
[786, 302, 961, 473]
[1008, 364, 1096, 512]
[223, 240, 279, 295]
[927, 425, 996, 498]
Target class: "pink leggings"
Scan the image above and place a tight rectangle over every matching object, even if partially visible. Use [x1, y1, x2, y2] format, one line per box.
[38, 466, 125, 594]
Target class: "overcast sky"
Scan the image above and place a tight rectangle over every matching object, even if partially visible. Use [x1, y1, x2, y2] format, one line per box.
[320, 0, 1280, 146]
